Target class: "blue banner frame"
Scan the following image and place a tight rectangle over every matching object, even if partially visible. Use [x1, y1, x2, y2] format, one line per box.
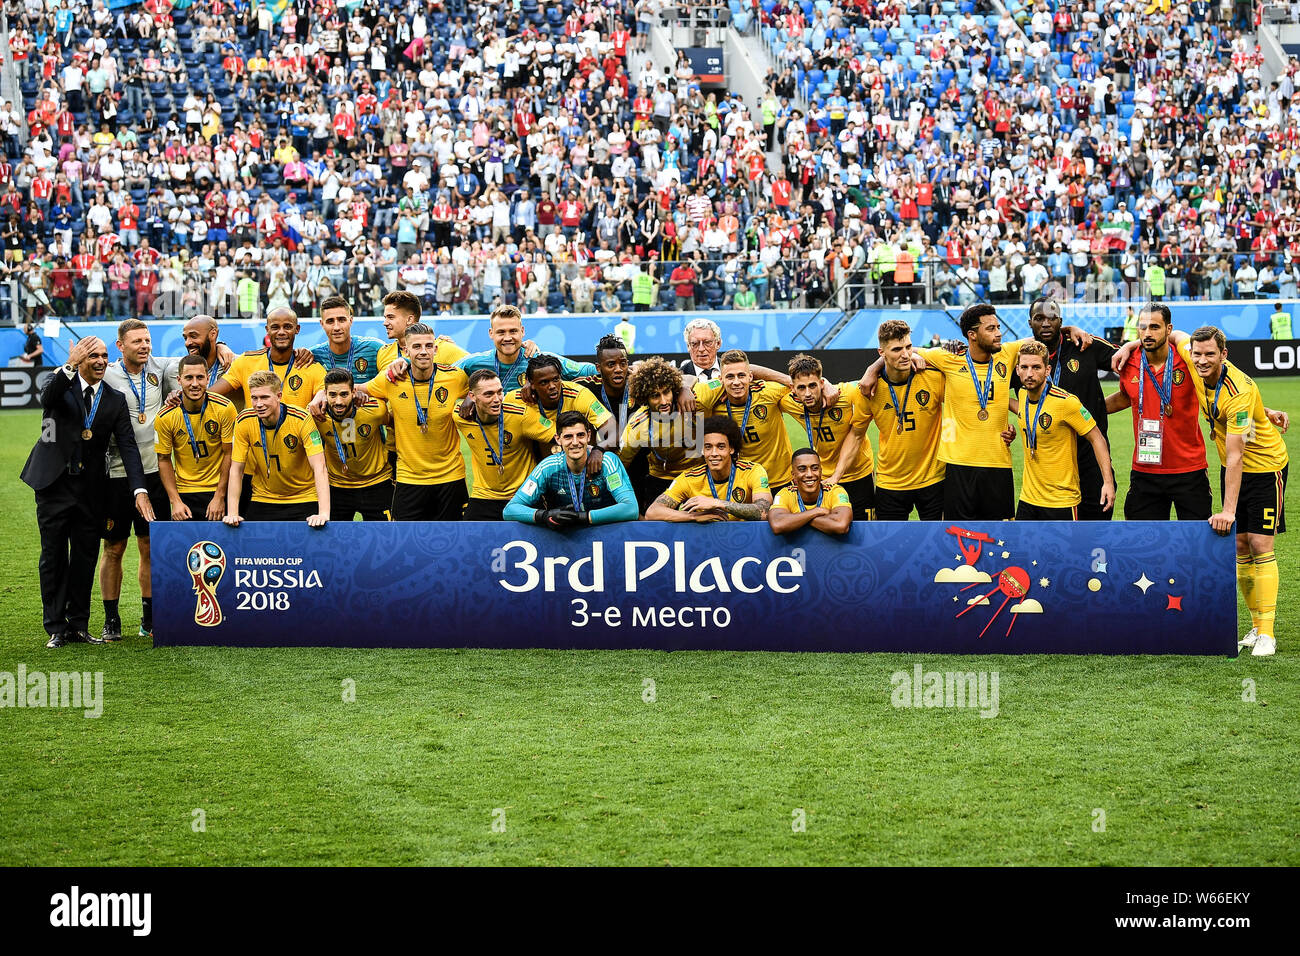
[151, 522, 1237, 655]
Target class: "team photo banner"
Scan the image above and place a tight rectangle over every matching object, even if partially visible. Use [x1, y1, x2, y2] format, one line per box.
[151, 522, 1237, 655]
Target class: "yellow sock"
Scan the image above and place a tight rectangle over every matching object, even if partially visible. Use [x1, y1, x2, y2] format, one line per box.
[1253, 551, 1278, 639]
[1237, 553, 1258, 629]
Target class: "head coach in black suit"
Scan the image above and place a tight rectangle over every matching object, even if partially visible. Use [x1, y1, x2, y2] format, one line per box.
[20, 336, 155, 648]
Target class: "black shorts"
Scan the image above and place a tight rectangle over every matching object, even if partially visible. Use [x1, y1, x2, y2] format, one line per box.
[1222, 465, 1287, 535]
[1016, 500, 1078, 521]
[942, 465, 1015, 521]
[103, 472, 170, 541]
[840, 475, 877, 520]
[391, 480, 467, 521]
[464, 497, 507, 521]
[638, 474, 673, 514]
[1124, 469, 1211, 521]
[332, 481, 393, 522]
[1075, 441, 1114, 522]
[178, 490, 220, 520]
[876, 480, 945, 521]
[245, 500, 318, 521]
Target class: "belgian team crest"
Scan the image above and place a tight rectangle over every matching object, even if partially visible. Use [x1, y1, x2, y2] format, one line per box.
[289, 375, 303, 391]
[355, 358, 368, 373]
[358, 423, 373, 439]
[1173, 369, 1186, 385]
[503, 431, 514, 447]
[1038, 413, 1053, 430]
[435, 386, 449, 404]
[828, 407, 843, 422]
[995, 362, 1008, 378]
[283, 434, 299, 451]
[754, 406, 768, 421]
[147, 372, 160, 386]
[589, 483, 601, 498]
[204, 419, 220, 436]
[917, 390, 930, 407]
[1067, 358, 1080, 373]
[731, 488, 746, 502]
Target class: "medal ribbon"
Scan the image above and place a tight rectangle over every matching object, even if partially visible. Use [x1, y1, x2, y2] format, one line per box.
[181, 397, 207, 460]
[83, 381, 104, 433]
[705, 462, 737, 503]
[885, 371, 914, 428]
[796, 485, 824, 512]
[1139, 348, 1175, 420]
[1025, 387, 1050, 455]
[258, 405, 287, 474]
[478, 414, 506, 471]
[411, 373, 435, 428]
[965, 350, 994, 417]
[124, 365, 147, 419]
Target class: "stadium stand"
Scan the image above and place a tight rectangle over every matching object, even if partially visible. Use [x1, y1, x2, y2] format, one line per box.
[0, 0, 1297, 326]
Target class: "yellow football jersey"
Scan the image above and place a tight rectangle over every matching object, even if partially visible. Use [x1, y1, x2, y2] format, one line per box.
[773, 482, 852, 513]
[923, 341, 1023, 468]
[376, 337, 469, 372]
[661, 459, 771, 520]
[619, 407, 702, 479]
[222, 349, 326, 409]
[509, 382, 612, 443]
[1016, 386, 1096, 508]
[155, 393, 236, 492]
[320, 396, 392, 489]
[694, 379, 793, 486]
[232, 404, 325, 504]
[778, 381, 874, 482]
[454, 402, 553, 499]
[858, 369, 946, 491]
[1176, 344, 1290, 474]
[362, 365, 466, 484]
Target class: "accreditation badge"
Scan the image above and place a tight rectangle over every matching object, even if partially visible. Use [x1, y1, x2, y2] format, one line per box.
[1137, 418, 1163, 467]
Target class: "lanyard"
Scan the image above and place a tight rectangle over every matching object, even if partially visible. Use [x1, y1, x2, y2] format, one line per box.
[82, 381, 104, 434]
[564, 462, 586, 510]
[478, 414, 506, 475]
[266, 352, 289, 391]
[329, 404, 354, 470]
[540, 389, 567, 426]
[124, 364, 147, 420]
[1024, 388, 1050, 457]
[725, 390, 753, 437]
[1047, 342, 1063, 387]
[795, 486, 824, 512]
[802, 404, 826, 448]
[495, 352, 522, 390]
[258, 405, 287, 474]
[705, 462, 737, 503]
[1208, 368, 1228, 438]
[600, 383, 629, 435]
[1139, 348, 1176, 419]
[411, 372, 435, 429]
[884, 371, 914, 432]
[181, 397, 207, 460]
[207, 361, 221, 387]
[965, 349, 994, 416]
[328, 340, 354, 371]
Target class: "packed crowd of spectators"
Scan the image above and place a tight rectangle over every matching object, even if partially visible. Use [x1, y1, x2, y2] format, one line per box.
[1, 0, 1298, 326]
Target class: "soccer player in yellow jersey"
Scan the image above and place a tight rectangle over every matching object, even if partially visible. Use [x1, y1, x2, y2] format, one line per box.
[224, 370, 329, 526]
[321, 369, 393, 521]
[214, 306, 326, 409]
[693, 349, 794, 490]
[360, 323, 467, 520]
[646, 416, 772, 522]
[375, 289, 468, 372]
[513, 354, 613, 445]
[620, 356, 702, 511]
[768, 448, 853, 535]
[456, 369, 554, 520]
[1010, 341, 1115, 521]
[1182, 326, 1291, 656]
[779, 353, 875, 519]
[155, 353, 235, 520]
[856, 320, 946, 520]
[861, 305, 1093, 520]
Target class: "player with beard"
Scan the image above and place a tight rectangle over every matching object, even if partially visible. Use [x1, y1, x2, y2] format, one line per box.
[321, 369, 393, 521]
[312, 295, 387, 384]
[455, 369, 555, 520]
[620, 356, 702, 512]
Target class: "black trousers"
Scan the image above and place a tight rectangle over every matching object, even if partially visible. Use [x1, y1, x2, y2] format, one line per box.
[35, 473, 101, 636]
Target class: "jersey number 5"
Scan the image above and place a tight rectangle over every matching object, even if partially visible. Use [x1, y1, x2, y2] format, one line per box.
[897, 411, 916, 432]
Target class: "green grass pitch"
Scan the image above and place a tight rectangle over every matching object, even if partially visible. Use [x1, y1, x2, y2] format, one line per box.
[0, 379, 1297, 866]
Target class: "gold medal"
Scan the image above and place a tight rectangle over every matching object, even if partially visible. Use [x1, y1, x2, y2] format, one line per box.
[497, 464, 505, 478]
[138, 412, 147, 424]
[81, 428, 93, 440]
[977, 408, 989, 422]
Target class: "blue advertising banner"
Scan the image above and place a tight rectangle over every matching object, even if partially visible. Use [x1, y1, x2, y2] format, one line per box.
[151, 521, 1237, 655]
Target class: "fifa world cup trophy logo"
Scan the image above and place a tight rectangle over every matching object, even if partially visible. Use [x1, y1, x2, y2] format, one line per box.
[187, 541, 226, 627]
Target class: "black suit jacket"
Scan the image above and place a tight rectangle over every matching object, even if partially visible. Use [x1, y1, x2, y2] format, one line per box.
[20, 369, 146, 511]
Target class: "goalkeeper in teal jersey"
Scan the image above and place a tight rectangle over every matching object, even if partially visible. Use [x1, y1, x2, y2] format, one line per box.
[505, 411, 640, 528]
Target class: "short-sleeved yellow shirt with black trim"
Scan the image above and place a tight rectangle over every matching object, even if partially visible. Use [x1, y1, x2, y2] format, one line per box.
[376, 337, 469, 372]
[773, 482, 852, 513]
[661, 459, 771, 519]
[1176, 344, 1289, 474]
[319, 396, 391, 489]
[619, 406, 702, 479]
[155, 393, 236, 492]
[454, 402, 555, 499]
[362, 365, 466, 484]
[778, 381, 874, 482]
[694, 379, 794, 486]
[857, 368, 946, 490]
[231, 404, 325, 504]
[508, 382, 612, 444]
[1017, 385, 1096, 508]
[222, 349, 326, 409]
[923, 341, 1023, 468]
